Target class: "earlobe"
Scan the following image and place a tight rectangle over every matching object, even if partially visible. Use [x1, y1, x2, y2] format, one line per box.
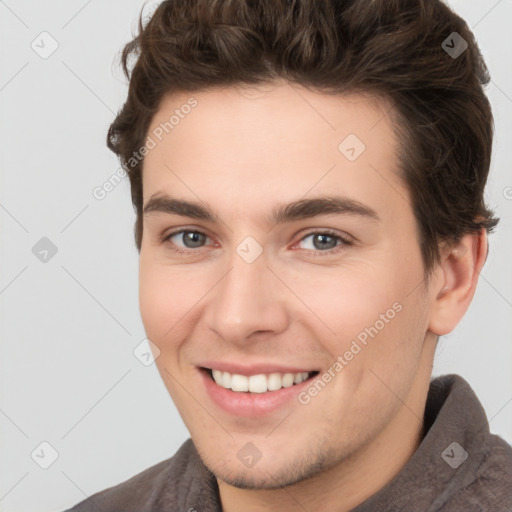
[428, 229, 488, 336]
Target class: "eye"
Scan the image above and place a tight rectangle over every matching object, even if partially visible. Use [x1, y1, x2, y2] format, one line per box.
[163, 229, 211, 254]
[295, 230, 352, 256]
[162, 228, 352, 256]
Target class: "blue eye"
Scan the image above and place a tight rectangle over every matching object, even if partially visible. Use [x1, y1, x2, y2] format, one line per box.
[162, 229, 351, 256]
[298, 232, 342, 251]
[164, 230, 210, 253]
[294, 230, 351, 256]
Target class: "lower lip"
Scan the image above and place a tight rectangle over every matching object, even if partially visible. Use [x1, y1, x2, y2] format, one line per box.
[199, 368, 316, 417]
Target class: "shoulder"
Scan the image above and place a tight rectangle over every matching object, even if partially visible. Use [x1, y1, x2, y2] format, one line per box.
[63, 439, 196, 512]
[440, 433, 512, 511]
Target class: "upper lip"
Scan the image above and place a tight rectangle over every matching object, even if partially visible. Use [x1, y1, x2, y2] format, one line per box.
[199, 361, 319, 376]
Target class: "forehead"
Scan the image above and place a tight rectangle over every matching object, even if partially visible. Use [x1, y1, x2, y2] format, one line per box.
[142, 83, 407, 223]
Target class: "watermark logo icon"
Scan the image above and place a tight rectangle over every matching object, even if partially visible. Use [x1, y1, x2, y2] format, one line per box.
[32, 237, 58, 263]
[442, 442, 468, 469]
[237, 442, 263, 468]
[133, 338, 161, 366]
[31, 31, 59, 59]
[31, 441, 59, 469]
[338, 134, 366, 162]
[236, 236, 263, 264]
[442, 32, 468, 59]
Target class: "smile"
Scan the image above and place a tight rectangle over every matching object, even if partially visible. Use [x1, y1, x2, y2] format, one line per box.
[199, 367, 321, 417]
[206, 368, 319, 393]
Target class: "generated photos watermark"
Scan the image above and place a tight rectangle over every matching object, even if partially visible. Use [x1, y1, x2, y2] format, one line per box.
[92, 97, 198, 200]
[298, 301, 403, 405]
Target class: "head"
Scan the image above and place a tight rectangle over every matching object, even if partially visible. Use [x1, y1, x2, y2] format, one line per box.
[107, 0, 497, 495]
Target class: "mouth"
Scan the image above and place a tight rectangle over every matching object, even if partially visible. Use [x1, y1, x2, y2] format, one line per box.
[200, 367, 320, 394]
[198, 366, 322, 417]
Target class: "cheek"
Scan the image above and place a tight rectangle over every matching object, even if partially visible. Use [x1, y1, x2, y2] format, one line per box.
[139, 256, 184, 341]
[285, 260, 396, 335]
[138, 255, 213, 345]
[294, 254, 424, 362]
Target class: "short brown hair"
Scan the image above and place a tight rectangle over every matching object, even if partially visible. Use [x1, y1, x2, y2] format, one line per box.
[107, 0, 499, 272]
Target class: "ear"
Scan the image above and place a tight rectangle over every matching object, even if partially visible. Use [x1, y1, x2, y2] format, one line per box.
[428, 228, 488, 336]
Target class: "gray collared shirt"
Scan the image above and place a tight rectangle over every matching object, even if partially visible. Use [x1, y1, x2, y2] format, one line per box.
[65, 374, 512, 512]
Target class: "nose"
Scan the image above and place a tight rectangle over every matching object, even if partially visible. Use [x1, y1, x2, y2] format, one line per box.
[205, 247, 289, 345]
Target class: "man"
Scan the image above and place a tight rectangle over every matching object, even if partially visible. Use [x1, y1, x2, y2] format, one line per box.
[66, 0, 512, 510]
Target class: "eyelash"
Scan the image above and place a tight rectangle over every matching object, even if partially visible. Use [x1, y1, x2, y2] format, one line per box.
[161, 228, 352, 257]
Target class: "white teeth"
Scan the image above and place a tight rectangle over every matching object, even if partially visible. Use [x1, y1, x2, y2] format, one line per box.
[248, 374, 267, 393]
[221, 371, 231, 389]
[282, 373, 295, 388]
[231, 374, 249, 392]
[210, 369, 311, 393]
[212, 369, 223, 382]
[293, 372, 304, 384]
[267, 373, 283, 391]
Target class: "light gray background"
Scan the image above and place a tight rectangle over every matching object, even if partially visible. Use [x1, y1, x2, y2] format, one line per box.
[0, 1, 510, 511]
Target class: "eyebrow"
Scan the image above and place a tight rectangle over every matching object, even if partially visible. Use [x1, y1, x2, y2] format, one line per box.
[143, 193, 380, 225]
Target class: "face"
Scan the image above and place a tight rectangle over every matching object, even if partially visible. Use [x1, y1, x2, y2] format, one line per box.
[139, 82, 438, 490]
